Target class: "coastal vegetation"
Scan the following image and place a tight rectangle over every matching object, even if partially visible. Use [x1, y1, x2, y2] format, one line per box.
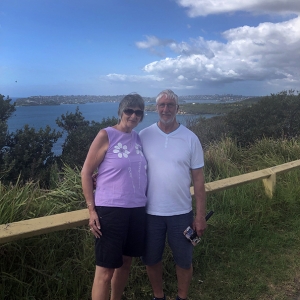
[55, 107, 118, 169]
[187, 90, 300, 149]
[1, 90, 300, 299]
[179, 97, 259, 114]
[145, 95, 260, 115]
[1, 138, 300, 299]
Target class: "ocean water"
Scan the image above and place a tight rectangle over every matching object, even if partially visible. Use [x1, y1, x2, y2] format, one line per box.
[7, 102, 207, 132]
[7, 102, 208, 154]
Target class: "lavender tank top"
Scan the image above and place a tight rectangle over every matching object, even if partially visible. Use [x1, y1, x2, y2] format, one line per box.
[94, 127, 147, 208]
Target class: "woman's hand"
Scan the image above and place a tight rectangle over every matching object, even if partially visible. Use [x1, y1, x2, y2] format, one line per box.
[81, 130, 108, 239]
[89, 210, 102, 238]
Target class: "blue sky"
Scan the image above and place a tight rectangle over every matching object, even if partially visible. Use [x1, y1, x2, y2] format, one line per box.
[1, 0, 300, 97]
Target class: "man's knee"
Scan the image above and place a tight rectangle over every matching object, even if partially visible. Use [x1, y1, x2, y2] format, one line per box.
[121, 255, 132, 270]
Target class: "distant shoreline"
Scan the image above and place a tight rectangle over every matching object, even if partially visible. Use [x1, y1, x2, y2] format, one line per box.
[14, 94, 254, 107]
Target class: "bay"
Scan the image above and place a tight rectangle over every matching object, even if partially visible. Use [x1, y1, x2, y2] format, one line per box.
[7, 102, 208, 154]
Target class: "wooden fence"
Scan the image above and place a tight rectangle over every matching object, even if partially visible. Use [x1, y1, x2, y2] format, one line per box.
[1, 160, 300, 245]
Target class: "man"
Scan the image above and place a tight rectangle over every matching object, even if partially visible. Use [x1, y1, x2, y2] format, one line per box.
[139, 89, 207, 300]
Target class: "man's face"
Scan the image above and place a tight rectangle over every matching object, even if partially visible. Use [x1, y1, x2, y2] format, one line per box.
[156, 94, 178, 124]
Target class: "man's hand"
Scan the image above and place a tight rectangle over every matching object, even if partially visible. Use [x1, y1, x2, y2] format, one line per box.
[193, 215, 207, 237]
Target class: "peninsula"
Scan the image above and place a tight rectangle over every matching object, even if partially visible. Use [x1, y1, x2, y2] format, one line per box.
[15, 94, 254, 106]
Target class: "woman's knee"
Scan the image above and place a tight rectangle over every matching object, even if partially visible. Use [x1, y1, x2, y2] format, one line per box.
[94, 266, 115, 284]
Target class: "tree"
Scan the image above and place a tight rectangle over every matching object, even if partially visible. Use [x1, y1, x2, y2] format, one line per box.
[56, 108, 117, 167]
[0, 94, 16, 122]
[56, 107, 89, 132]
[186, 115, 228, 149]
[0, 95, 16, 167]
[2, 125, 62, 186]
[225, 90, 300, 147]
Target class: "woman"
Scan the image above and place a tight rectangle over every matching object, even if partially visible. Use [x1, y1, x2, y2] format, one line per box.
[81, 93, 147, 300]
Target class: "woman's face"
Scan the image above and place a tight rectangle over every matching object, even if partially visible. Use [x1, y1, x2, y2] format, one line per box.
[120, 106, 144, 130]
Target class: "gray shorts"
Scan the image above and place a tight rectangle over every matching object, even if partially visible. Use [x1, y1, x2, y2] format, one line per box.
[141, 211, 194, 269]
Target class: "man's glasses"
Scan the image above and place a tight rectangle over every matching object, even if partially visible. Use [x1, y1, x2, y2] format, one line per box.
[123, 108, 144, 117]
[157, 103, 177, 109]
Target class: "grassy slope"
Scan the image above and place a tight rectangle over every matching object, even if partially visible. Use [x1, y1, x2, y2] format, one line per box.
[126, 138, 300, 300]
[1, 138, 300, 299]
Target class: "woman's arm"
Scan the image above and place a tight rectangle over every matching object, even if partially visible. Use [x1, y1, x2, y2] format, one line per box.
[81, 129, 109, 237]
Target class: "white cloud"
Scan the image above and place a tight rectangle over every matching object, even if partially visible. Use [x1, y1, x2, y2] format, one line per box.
[105, 73, 164, 82]
[176, 0, 300, 17]
[135, 35, 175, 56]
[169, 37, 215, 58]
[139, 16, 300, 91]
[136, 36, 215, 58]
[135, 36, 172, 49]
[103, 0, 300, 95]
[136, 36, 159, 49]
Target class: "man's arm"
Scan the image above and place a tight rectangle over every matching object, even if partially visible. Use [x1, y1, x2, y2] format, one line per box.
[191, 168, 207, 237]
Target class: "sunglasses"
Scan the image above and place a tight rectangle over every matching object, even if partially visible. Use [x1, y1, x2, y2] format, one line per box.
[123, 108, 144, 117]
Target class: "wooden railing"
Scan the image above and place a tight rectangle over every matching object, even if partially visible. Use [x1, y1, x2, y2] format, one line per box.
[1, 160, 300, 245]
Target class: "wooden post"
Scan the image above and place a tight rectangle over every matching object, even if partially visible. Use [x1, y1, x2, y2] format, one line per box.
[262, 173, 276, 198]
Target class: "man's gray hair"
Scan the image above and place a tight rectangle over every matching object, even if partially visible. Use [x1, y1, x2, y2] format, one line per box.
[118, 93, 145, 122]
[156, 89, 179, 105]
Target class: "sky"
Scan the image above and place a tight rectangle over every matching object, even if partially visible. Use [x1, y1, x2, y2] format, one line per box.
[1, 0, 300, 98]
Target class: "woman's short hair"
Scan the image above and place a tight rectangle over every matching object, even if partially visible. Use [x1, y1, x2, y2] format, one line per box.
[156, 89, 179, 105]
[118, 93, 145, 122]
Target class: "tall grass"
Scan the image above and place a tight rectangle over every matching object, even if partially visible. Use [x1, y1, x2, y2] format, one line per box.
[0, 166, 93, 300]
[0, 178, 44, 224]
[1, 138, 300, 299]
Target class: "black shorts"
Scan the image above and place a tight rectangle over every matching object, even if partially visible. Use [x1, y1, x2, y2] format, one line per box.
[94, 206, 146, 268]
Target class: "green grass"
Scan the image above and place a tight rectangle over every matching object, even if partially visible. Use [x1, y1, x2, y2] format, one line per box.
[1, 139, 300, 299]
[192, 183, 300, 300]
